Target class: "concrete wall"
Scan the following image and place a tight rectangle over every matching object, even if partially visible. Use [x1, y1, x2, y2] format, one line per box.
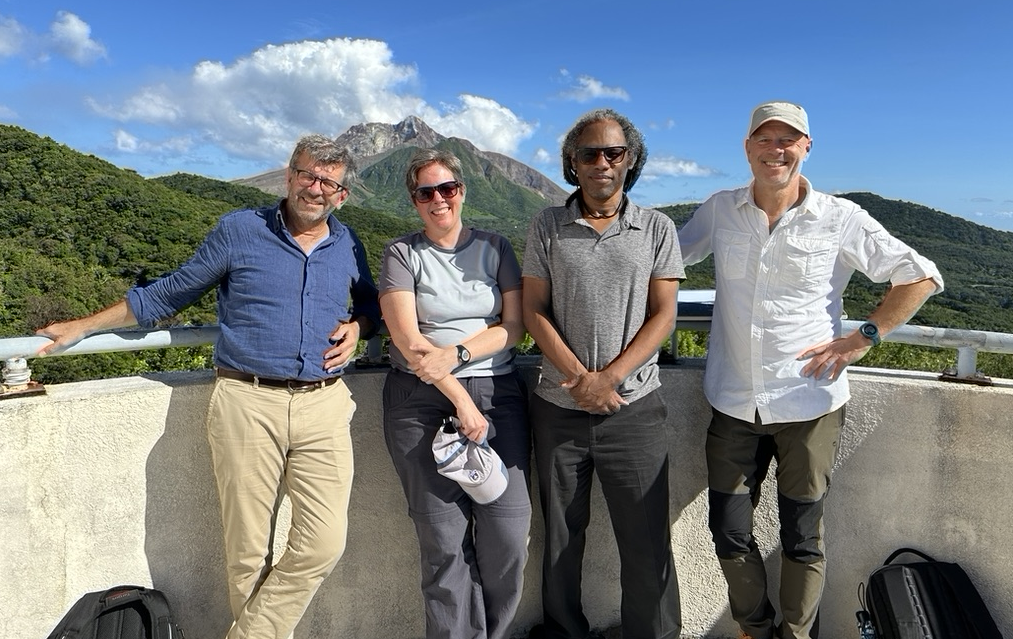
[2, 361, 1011, 638]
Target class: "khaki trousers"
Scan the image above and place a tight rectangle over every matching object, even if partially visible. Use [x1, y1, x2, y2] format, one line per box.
[206, 376, 356, 639]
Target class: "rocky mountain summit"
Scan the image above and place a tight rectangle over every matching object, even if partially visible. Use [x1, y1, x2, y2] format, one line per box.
[235, 116, 568, 206]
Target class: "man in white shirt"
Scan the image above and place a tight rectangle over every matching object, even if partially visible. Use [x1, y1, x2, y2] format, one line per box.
[678, 101, 943, 639]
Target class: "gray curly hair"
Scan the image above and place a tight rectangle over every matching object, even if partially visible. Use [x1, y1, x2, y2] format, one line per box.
[288, 134, 357, 184]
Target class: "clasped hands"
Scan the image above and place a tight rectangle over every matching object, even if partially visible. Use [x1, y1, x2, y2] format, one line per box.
[407, 342, 458, 384]
[562, 370, 627, 415]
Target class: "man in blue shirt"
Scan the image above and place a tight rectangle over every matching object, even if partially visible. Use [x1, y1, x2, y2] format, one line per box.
[37, 135, 380, 639]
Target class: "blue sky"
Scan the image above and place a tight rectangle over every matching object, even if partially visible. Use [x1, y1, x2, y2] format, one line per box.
[2, 1, 1012, 230]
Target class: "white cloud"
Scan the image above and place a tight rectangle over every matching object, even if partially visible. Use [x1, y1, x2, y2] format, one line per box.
[0, 16, 27, 57]
[115, 129, 194, 154]
[533, 148, 553, 164]
[0, 12, 105, 64]
[431, 94, 535, 154]
[88, 37, 536, 161]
[559, 74, 630, 103]
[48, 12, 106, 64]
[642, 155, 718, 179]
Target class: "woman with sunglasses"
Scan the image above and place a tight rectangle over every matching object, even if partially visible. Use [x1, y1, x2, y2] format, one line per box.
[378, 148, 531, 639]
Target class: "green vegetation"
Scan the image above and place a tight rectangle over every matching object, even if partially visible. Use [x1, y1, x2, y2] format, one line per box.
[3, 123, 1012, 383]
[660, 196, 1013, 379]
[0, 125, 416, 382]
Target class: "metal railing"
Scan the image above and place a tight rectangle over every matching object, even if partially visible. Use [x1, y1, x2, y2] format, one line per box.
[4, 316, 1013, 389]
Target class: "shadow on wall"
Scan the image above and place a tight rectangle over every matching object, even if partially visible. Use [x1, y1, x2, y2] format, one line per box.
[133, 365, 758, 638]
[144, 374, 232, 639]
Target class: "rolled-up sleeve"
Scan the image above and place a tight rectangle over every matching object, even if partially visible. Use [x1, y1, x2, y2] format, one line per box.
[126, 220, 230, 328]
[842, 210, 944, 293]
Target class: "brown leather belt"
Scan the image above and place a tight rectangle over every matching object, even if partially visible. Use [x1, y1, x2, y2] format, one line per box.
[215, 367, 341, 392]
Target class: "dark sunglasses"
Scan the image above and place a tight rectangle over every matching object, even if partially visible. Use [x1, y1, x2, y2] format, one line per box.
[575, 146, 628, 165]
[413, 180, 462, 203]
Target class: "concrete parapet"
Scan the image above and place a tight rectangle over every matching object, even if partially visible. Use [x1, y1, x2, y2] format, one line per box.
[1, 362, 1011, 638]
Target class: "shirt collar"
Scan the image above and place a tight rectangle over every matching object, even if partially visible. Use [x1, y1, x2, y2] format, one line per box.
[737, 175, 821, 219]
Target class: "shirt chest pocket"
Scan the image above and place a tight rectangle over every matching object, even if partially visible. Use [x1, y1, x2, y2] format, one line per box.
[715, 229, 751, 280]
[781, 235, 835, 288]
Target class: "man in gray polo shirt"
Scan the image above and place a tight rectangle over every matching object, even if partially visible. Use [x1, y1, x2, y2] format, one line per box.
[522, 108, 684, 639]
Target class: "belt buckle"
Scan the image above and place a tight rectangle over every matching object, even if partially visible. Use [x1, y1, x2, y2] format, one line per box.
[287, 379, 320, 393]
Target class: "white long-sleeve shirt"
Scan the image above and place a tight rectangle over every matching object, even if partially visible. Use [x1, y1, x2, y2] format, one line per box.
[679, 178, 943, 423]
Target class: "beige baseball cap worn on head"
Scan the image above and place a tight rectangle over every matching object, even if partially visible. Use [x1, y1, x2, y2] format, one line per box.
[748, 101, 810, 137]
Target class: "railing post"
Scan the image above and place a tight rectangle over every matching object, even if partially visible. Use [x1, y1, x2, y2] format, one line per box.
[956, 346, 978, 379]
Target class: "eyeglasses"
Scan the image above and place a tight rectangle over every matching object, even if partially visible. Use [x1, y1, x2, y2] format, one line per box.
[575, 146, 628, 165]
[749, 134, 808, 149]
[413, 180, 462, 203]
[291, 167, 346, 195]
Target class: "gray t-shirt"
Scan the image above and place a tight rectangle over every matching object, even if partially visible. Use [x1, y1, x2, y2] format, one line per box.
[380, 228, 521, 377]
[522, 197, 685, 409]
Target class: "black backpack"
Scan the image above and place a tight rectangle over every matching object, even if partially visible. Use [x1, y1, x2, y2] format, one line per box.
[857, 548, 1003, 639]
[46, 585, 184, 639]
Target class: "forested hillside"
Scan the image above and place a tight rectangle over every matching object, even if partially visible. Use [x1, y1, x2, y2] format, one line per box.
[3, 124, 1011, 382]
[0, 125, 418, 382]
[661, 193, 1013, 334]
[660, 195, 1013, 377]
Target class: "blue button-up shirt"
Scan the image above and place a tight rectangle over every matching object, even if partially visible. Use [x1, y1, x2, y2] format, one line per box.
[126, 202, 380, 381]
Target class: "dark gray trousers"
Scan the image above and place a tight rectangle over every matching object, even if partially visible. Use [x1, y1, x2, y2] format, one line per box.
[383, 369, 532, 639]
[531, 390, 682, 639]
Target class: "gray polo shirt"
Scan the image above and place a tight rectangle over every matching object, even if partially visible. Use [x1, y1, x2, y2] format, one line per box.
[522, 197, 685, 410]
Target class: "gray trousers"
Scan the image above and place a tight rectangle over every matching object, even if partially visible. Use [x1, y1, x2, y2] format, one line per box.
[383, 368, 532, 639]
[706, 407, 844, 639]
[531, 391, 682, 639]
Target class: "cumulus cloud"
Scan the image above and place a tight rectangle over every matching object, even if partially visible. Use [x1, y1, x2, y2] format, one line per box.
[87, 37, 535, 162]
[114, 129, 193, 154]
[48, 12, 106, 64]
[642, 156, 718, 179]
[533, 148, 553, 165]
[0, 16, 27, 57]
[0, 12, 105, 64]
[559, 71, 630, 103]
[430, 94, 535, 154]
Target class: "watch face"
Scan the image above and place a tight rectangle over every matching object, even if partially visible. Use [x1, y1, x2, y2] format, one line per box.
[860, 322, 879, 344]
[458, 345, 471, 362]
